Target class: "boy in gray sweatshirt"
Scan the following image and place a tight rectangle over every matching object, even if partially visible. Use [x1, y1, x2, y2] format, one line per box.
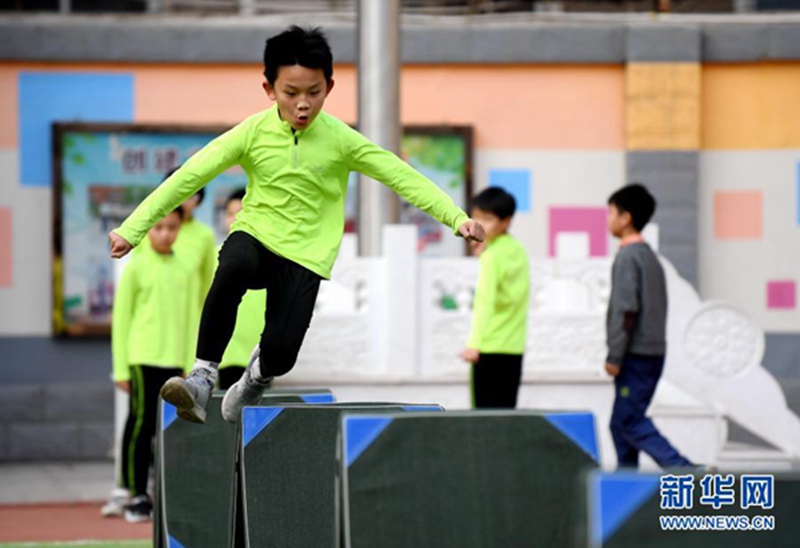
[605, 184, 693, 469]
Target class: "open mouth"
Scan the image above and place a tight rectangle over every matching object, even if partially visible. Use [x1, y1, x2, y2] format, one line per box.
[297, 114, 309, 124]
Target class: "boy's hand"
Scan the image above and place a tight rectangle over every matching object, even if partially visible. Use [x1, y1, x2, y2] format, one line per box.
[109, 232, 133, 259]
[604, 362, 621, 377]
[460, 348, 479, 363]
[458, 220, 485, 243]
[115, 380, 130, 393]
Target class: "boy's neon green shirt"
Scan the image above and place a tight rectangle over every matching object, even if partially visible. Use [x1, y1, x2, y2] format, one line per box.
[216, 244, 267, 368]
[112, 245, 200, 381]
[467, 234, 530, 355]
[113, 106, 470, 279]
[173, 217, 218, 301]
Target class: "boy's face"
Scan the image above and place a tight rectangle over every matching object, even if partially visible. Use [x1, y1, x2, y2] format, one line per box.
[148, 211, 182, 254]
[470, 208, 511, 242]
[224, 198, 243, 233]
[263, 64, 334, 131]
[607, 203, 632, 238]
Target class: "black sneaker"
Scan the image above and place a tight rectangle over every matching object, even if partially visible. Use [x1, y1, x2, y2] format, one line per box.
[124, 494, 153, 523]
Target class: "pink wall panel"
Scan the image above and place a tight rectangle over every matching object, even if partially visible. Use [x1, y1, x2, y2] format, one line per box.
[401, 65, 624, 150]
[134, 64, 358, 126]
[767, 280, 796, 310]
[548, 206, 608, 257]
[0, 67, 18, 148]
[714, 190, 763, 240]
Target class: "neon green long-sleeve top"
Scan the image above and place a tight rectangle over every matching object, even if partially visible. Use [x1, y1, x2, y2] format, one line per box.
[173, 217, 218, 302]
[112, 245, 200, 382]
[113, 106, 470, 279]
[467, 234, 530, 355]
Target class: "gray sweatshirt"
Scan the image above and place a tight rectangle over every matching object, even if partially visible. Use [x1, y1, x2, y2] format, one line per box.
[606, 242, 667, 365]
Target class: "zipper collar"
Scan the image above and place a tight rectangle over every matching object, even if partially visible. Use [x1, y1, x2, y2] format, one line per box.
[273, 105, 319, 138]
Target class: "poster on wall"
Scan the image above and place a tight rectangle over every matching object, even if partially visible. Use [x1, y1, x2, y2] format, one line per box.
[53, 123, 243, 336]
[343, 126, 474, 257]
[53, 123, 473, 337]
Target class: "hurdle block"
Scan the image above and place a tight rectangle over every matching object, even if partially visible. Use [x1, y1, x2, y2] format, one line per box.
[155, 388, 334, 548]
[239, 403, 442, 548]
[340, 411, 599, 548]
[586, 470, 800, 548]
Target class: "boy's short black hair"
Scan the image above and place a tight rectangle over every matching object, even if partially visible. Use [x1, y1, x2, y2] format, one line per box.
[608, 183, 656, 232]
[168, 205, 184, 219]
[226, 187, 246, 207]
[163, 167, 204, 205]
[263, 25, 333, 86]
[470, 187, 516, 220]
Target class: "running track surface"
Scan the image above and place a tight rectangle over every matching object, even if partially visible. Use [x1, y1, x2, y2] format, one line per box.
[0, 503, 151, 543]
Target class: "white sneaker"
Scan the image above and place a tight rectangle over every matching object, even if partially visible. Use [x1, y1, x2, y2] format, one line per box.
[221, 346, 272, 424]
[160, 367, 216, 424]
[100, 487, 130, 518]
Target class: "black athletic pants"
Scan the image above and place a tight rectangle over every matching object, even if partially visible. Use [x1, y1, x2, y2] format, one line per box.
[121, 365, 182, 497]
[197, 232, 321, 379]
[471, 354, 523, 409]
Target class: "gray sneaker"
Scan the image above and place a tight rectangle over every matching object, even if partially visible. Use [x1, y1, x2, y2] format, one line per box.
[221, 347, 273, 424]
[160, 368, 216, 424]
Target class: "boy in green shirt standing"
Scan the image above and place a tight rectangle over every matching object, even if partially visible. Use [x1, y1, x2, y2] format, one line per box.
[110, 207, 198, 522]
[461, 187, 530, 408]
[109, 26, 484, 424]
[173, 185, 217, 302]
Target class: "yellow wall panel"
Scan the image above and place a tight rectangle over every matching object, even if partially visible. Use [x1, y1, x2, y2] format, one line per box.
[626, 63, 701, 150]
[702, 63, 800, 150]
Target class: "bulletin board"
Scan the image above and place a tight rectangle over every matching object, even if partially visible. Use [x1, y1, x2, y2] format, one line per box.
[52, 123, 473, 336]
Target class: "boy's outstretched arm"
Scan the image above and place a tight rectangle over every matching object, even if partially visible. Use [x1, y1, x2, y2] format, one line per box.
[346, 129, 483, 242]
[108, 122, 248, 259]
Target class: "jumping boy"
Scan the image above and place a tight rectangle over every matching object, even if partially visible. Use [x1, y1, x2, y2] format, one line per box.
[110, 207, 197, 521]
[605, 183, 693, 469]
[108, 26, 484, 424]
[461, 187, 529, 409]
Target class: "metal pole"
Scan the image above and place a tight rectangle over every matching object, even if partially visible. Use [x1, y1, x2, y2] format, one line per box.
[357, 0, 401, 256]
[240, 0, 256, 16]
[59, 0, 70, 14]
[147, 0, 164, 14]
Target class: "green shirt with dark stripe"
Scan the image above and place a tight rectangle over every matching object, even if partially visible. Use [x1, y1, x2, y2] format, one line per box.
[113, 106, 470, 280]
[112, 244, 200, 381]
[467, 234, 530, 355]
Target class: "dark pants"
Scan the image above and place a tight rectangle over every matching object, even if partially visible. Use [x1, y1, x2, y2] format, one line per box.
[218, 366, 246, 390]
[472, 354, 523, 409]
[197, 232, 321, 379]
[610, 354, 693, 469]
[121, 365, 182, 497]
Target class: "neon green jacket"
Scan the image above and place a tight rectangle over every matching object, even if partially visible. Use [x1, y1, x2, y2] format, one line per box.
[113, 106, 470, 279]
[112, 245, 199, 381]
[467, 234, 530, 355]
[173, 217, 218, 302]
